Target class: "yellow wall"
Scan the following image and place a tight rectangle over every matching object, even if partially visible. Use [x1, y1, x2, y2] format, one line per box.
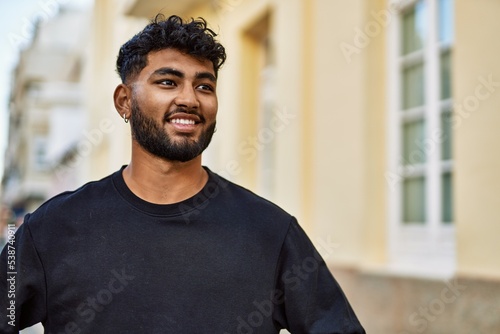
[454, 0, 500, 278]
[310, 0, 367, 266]
[362, 0, 388, 266]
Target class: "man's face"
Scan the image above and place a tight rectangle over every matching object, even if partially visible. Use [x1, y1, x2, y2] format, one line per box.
[128, 48, 218, 162]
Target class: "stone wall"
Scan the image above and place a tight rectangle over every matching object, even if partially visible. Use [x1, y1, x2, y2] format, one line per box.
[332, 267, 500, 333]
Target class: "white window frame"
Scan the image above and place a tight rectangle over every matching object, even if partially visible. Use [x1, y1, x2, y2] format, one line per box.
[386, 0, 455, 279]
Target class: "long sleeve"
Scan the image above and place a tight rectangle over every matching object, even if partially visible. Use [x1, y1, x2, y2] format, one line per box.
[273, 218, 365, 334]
[0, 214, 47, 332]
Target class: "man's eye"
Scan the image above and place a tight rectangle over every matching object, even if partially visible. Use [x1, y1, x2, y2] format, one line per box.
[197, 84, 214, 92]
[158, 80, 175, 86]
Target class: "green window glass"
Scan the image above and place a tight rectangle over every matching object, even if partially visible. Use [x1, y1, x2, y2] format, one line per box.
[403, 119, 426, 165]
[402, 1, 426, 55]
[442, 172, 453, 223]
[441, 112, 453, 160]
[402, 62, 425, 109]
[403, 176, 426, 223]
[440, 50, 452, 100]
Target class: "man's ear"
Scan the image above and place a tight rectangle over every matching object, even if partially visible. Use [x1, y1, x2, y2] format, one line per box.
[113, 83, 132, 119]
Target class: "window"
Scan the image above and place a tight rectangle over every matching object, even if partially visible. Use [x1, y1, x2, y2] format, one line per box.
[33, 136, 50, 171]
[387, 0, 454, 277]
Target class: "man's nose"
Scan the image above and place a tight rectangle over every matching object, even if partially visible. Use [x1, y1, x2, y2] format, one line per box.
[174, 85, 200, 109]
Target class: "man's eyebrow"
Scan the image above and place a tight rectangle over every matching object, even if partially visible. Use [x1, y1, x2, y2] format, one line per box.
[150, 67, 184, 79]
[149, 68, 216, 83]
[196, 72, 217, 83]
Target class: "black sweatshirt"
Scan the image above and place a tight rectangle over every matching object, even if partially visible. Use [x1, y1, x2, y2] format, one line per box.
[0, 166, 365, 333]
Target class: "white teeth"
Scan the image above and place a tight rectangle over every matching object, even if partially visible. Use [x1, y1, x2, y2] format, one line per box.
[171, 119, 195, 125]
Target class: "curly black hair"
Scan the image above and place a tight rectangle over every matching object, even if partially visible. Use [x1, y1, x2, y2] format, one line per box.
[116, 14, 226, 83]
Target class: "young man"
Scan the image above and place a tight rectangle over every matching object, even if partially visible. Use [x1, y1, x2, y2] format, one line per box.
[1, 15, 365, 333]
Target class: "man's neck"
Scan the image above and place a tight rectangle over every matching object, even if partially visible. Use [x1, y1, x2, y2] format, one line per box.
[122, 145, 208, 205]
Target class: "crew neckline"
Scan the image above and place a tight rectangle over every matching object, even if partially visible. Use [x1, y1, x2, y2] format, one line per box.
[111, 165, 219, 217]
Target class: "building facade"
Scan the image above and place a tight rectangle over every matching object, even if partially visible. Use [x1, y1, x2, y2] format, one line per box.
[1, 8, 91, 225]
[2, 0, 499, 332]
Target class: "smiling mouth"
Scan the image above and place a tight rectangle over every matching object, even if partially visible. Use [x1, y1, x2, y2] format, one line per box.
[169, 118, 197, 125]
[166, 113, 203, 133]
[165, 111, 203, 124]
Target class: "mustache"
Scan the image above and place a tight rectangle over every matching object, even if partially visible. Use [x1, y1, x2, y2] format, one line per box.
[163, 108, 205, 123]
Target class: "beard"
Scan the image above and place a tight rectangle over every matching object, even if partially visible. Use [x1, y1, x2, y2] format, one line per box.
[129, 98, 216, 163]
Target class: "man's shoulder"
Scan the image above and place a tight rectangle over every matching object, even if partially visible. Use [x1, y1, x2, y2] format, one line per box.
[28, 172, 116, 221]
[209, 170, 293, 221]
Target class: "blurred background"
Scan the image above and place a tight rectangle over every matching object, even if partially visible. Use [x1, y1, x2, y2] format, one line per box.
[1, 0, 499, 333]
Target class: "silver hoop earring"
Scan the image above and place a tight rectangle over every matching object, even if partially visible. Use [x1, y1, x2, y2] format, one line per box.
[123, 113, 129, 123]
